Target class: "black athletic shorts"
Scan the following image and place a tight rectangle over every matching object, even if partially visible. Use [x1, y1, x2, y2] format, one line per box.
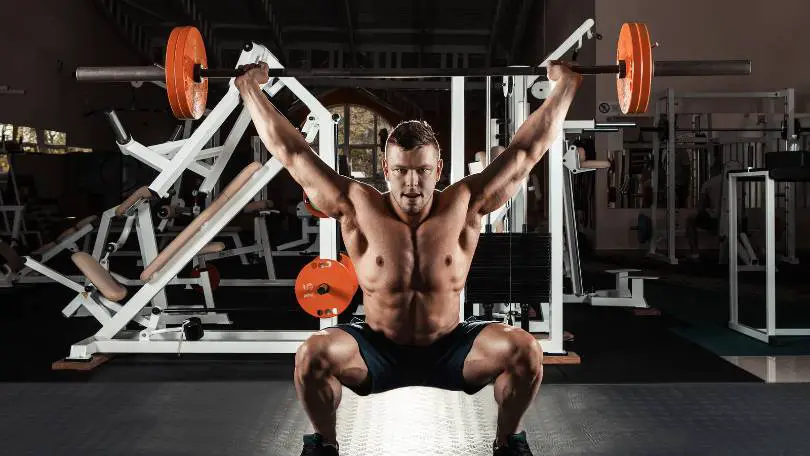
[332, 317, 495, 396]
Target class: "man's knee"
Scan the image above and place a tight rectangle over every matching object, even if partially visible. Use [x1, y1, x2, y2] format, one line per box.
[295, 331, 334, 377]
[508, 330, 543, 377]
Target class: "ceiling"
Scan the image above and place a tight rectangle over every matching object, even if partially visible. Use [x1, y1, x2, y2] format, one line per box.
[96, 0, 543, 70]
[93, 0, 545, 120]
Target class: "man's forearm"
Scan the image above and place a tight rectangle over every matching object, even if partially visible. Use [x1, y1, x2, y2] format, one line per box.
[510, 76, 581, 161]
[236, 82, 309, 167]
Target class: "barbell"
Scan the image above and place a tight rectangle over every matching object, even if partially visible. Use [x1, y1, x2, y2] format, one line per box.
[75, 23, 751, 119]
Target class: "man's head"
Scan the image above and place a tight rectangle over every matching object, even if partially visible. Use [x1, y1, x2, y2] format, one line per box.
[383, 120, 443, 215]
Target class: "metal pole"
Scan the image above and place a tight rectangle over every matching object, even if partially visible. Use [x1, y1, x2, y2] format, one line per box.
[765, 174, 776, 339]
[649, 98, 660, 256]
[562, 166, 583, 295]
[75, 60, 752, 82]
[485, 76, 492, 228]
[451, 77, 465, 322]
[667, 88, 678, 264]
[729, 174, 739, 327]
[785, 88, 798, 264]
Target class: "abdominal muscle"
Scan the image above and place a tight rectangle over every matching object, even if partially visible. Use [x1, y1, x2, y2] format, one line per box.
[360, 290, 463, 346]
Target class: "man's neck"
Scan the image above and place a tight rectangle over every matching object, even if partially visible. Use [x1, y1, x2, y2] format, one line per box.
[387, 192, 434, 227]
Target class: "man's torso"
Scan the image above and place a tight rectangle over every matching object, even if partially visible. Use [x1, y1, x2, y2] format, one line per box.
[339, 185, 481, 346]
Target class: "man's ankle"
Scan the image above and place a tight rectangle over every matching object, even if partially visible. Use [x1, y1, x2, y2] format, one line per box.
[314, 433, 339, 448]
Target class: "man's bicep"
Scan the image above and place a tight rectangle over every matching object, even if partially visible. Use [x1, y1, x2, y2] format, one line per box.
[288, 149, 353, 218]
[467, 148, 530, 215]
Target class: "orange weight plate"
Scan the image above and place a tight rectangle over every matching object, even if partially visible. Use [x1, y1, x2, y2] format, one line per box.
[630, 23, 653, 114]
[165, 26, 208, 120]
[295, 257, 357, 319]
[616, 22, 653, 114]
[303, 191, 329, 218]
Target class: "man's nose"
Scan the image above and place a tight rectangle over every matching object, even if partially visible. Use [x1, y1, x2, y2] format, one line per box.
[405, 170, 420, 186]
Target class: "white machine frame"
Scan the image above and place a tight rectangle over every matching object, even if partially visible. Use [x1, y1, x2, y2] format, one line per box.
[465, 19, 597, 356]
[728, 168, 810, 343]
[35, 41, 343, 359]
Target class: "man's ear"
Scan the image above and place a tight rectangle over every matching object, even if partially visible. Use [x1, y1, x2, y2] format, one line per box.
[382, 156, 389, 179]
[435, 158, 443, 181]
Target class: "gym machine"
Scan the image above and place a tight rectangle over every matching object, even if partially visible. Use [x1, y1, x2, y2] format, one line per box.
[30, 39, 344, 361]
[728, 150, 810, 343]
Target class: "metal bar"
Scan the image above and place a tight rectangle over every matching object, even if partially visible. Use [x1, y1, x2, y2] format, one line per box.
[649, 99, 660, 256]
[548, 80, 564, 355]
[643, 127, 786, 133]
[162, 307, 300, 313]
[451, 76, 465, 324]
[562, 167, 583, 295]
[784, 88, 798, 264]
[667, 89, 677, 264]
[246, 64, 624, 79]
[77, 64, 622, 82]
[539, 19, 596, 68]
[77, 58, 753, 83]
[672, 91, 785, 99]
[104, 110, 130, 144]
[75, 66, 164, 82]
[654, 60, 751, 76]
[485, 76, 492, 228]
[729, 174, 739, 326]
[765, 174, 776, 338]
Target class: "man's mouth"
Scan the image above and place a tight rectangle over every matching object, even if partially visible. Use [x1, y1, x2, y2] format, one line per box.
[403, 193, 421, 198]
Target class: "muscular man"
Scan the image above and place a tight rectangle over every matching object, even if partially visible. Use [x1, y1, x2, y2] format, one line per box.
[235, 62, 582, 456]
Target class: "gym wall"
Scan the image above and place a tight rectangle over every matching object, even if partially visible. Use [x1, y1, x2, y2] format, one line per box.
[592, 0, 810, 251]
[0, 1, 178, 150]
[596, 0, 810, 104]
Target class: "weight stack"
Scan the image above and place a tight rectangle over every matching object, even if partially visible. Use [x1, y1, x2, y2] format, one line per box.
[465, 233, 552, 308]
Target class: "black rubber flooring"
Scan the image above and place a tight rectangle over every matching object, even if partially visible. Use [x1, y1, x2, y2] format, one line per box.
[0, 381, 808, 456]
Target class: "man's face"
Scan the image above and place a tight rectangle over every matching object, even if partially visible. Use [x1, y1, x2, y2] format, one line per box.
[383, 144, 442, 214]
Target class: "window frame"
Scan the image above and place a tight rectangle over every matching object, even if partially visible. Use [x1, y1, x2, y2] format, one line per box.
[329, 104, 391, 178]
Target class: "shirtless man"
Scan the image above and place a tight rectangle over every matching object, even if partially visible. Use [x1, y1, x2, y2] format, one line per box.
[235, 61, 582, 456]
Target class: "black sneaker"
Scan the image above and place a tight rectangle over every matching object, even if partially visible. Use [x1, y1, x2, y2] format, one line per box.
[492, 431, 534, 456]
[300, 433, 339, 456]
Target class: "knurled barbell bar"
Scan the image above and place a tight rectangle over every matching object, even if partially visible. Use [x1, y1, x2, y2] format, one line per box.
[75, 23, 751, 119]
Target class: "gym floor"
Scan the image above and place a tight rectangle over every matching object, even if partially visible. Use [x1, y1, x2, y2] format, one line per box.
[3, 253, 810, 455]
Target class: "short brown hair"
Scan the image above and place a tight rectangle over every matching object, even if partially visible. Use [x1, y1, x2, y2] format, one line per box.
[385, 120, 440, 156]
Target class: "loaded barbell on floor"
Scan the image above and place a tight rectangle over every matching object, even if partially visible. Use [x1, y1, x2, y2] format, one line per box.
[74, 23, 751, 119]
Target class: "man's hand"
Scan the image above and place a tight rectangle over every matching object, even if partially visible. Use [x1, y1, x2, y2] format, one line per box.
[546, 60, 583, 85]
[235, 62, 270, 89]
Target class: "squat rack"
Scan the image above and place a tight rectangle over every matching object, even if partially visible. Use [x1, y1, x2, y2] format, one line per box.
[647, 88, 798, 265]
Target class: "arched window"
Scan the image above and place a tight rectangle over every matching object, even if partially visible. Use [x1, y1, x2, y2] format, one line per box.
[328, 104, 392, 179]
[0, 124, 91, 173]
